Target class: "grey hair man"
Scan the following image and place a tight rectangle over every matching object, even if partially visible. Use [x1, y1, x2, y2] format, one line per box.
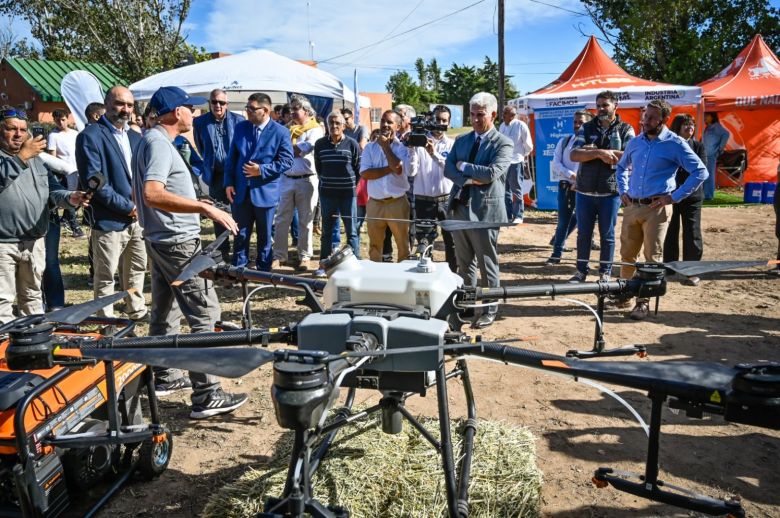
[271, 94, 325, 271]
[444, 92, 513, 329]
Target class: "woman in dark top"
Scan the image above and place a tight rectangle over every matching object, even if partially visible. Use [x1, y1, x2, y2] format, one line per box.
[663, 113, 707, 286]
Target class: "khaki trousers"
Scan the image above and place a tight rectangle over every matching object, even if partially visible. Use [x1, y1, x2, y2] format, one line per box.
[92, 221, 147, 318]
[366, 196, 410, 262]
[0, 239, 45, 323]
[619, 203, 671, 280]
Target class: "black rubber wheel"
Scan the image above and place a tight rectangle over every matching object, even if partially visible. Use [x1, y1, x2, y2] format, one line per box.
[137, 427, 173, 480]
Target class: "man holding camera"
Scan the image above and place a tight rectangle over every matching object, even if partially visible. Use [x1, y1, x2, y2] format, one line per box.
[444, 92, 513, 328]
[76, 86, 148, 322]
[0, 107, 89, 323]
[407, 105, 456, 271]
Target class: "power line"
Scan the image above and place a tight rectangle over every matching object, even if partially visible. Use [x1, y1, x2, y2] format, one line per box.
[528, 0, 587, 16]
[318, 0, 487, 64]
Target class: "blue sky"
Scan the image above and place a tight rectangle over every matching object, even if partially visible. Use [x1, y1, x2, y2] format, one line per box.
[6, 0, 780, 96]
[185, 0, 598, 95]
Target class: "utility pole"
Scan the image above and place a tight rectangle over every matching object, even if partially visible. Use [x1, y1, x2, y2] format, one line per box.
[498, 0, 505, 110]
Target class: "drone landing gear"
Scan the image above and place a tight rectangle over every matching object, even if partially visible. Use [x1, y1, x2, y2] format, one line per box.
[566, 295, 647, 359]
[593, 392, 745, 517]
[262, 360, 478, 518]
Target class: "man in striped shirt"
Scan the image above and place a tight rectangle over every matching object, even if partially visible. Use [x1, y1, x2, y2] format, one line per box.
[313, 111, 362, 276]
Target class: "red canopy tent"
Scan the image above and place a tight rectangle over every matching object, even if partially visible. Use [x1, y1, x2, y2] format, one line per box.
[699, 34, 780, 183]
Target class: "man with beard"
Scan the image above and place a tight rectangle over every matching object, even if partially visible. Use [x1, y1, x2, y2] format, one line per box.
[616, 99, 708, 320]
[76, 86, 148, 322]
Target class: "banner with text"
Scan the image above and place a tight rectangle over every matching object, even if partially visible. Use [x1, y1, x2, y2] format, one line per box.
[533, 105, 585, 210]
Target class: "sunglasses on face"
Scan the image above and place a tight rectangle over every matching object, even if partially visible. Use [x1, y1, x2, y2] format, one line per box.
[210, 100, 227, 106]
[0, 108, 27, 120]
[245, 105, 264, 113]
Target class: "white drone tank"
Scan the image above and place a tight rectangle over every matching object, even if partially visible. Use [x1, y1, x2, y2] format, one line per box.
[320, 248, 463, 315]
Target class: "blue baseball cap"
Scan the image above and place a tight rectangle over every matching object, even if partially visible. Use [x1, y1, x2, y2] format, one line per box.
[149, 86, 207, 117]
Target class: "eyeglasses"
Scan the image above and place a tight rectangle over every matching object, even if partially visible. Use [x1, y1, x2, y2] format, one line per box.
[245, 105, 264, 113]
[0, 108, 27, 120]
[210, 100, 227, 106]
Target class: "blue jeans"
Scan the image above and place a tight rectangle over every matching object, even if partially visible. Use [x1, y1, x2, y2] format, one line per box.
[320, 196, 359, 260]
[290, 208, 299, 241]
[43, 212, 65, 309]
[704, 152, 718, 200]
[504, 162, 524, 220]
[551, 183, 578, 258]
[575, 193, 620, 275]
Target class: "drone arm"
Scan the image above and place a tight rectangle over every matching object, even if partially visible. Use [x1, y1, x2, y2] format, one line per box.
[65, 327, 293, 351]
[206, 265, 326, 294]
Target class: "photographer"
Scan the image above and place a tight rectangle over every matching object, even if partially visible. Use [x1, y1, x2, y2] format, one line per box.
[0, 107, 89, 323]
[407, 105, 456, 271]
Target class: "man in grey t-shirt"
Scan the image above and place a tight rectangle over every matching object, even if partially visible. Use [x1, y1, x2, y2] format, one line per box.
[133, 86, 247, 419]
[341, 108, 368, 150]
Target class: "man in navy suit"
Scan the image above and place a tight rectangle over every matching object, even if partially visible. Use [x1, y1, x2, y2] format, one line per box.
[76, 86, 147, 321]
[225, 93, 294, 271]
[444, 92, 513, 329]
[193, 88, 245, 261]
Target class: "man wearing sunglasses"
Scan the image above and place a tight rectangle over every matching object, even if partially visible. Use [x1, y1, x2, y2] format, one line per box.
[193, 89, 245, 262]
[76, 86, 148, 323]
[0, 107, 89, 323]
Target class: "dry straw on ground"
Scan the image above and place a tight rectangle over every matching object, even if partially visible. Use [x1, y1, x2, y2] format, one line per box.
[203, 413, 542, 518]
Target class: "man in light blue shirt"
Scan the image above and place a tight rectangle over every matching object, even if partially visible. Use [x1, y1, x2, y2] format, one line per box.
[615, 99, 708, 320]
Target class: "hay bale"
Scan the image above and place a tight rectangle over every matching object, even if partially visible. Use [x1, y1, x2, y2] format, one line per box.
[203, 414, 542, 518]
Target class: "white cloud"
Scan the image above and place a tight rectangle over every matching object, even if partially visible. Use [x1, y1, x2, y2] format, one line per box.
[195, 0, 583, 88]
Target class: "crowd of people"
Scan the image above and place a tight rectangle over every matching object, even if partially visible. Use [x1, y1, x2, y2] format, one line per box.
[1, 85, 778, 419]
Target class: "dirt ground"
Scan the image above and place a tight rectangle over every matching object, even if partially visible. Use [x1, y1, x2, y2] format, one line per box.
[68, 203, 778, 518]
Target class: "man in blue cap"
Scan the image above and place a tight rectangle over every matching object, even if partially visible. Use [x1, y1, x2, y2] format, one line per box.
[133, 86, 247, 419]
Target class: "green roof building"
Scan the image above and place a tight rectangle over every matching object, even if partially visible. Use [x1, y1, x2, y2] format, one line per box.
[0, 58, 125, 122]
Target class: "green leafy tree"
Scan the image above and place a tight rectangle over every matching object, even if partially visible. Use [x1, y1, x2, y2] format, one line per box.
[414, 57, 427, 90]
[0, 0, 204, 82]
[582, 0, 780, 85]
[427, 58, 442, 94]
[385, 70, 422, 110]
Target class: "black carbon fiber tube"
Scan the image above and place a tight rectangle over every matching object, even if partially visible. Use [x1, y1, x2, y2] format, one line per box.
[76, 328, 291, 349]
[207, 265, 327, 293]
[471, 280, 628, 300]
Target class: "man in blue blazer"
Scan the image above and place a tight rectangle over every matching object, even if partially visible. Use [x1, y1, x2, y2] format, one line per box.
[225, 93, 294, 271]
[76, 86, 147, 321]
[193, 88, 245, 261]
[444, 92, 513, 329]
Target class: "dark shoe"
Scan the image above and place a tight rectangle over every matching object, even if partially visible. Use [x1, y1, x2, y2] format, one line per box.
[546, 256, 561, 265]
[681, 276, 700, 286]
[382, 254, 394, 263]
[190, 389, 248, 419]
[628, 300, 650, 321]
[71, 226, 86, 239]
[155, 378, 193, 397]
[471, 313, 496, 329]
[568, 271, 587, 283]
[130, 311, 150, 323]
[297, 259, 311, 271]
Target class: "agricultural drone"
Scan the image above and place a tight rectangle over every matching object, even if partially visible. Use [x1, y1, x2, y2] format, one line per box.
[1, 221, 777, 518]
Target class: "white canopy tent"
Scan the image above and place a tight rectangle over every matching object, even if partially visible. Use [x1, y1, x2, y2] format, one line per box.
[129, 49, 370, 107]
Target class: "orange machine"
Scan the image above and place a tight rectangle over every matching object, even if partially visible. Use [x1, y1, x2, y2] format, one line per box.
[0, 318, 171, 517]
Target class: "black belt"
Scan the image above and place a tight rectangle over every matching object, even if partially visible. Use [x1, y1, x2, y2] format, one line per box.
[415, 194, 449, 202]
[284, 174, 314, 179]
[627, 195, 662, 205]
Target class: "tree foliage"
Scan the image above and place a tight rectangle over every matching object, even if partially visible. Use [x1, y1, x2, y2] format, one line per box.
[386, 57, 518, 117]
[582, 0, 780, 85]
[0, 20, 40, 61]
[0, 0, 207, 82]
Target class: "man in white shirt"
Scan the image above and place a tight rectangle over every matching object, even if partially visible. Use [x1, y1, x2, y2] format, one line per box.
[272, 94, 324, 271]
[547, 110, 593, 264]
[48, 108, 84, 237]
[360, 110, 412, 262]
[408, 105, 455, 271]
[498, 105, 533, 224]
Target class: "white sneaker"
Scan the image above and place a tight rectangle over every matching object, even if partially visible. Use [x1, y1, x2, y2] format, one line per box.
[512, 217, 523, 224]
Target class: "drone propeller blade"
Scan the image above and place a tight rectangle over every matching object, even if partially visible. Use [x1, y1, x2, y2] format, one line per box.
[172, 253, 219, 287]
[439, 220, 517, 232]
[82, 347, 274, 378]
[171, 231, 230, 286]
[663, 260, 778, 277]
[46, 290, 135, 325]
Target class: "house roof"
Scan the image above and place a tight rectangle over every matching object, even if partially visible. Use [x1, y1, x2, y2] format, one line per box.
[4, 58, 126, 102]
